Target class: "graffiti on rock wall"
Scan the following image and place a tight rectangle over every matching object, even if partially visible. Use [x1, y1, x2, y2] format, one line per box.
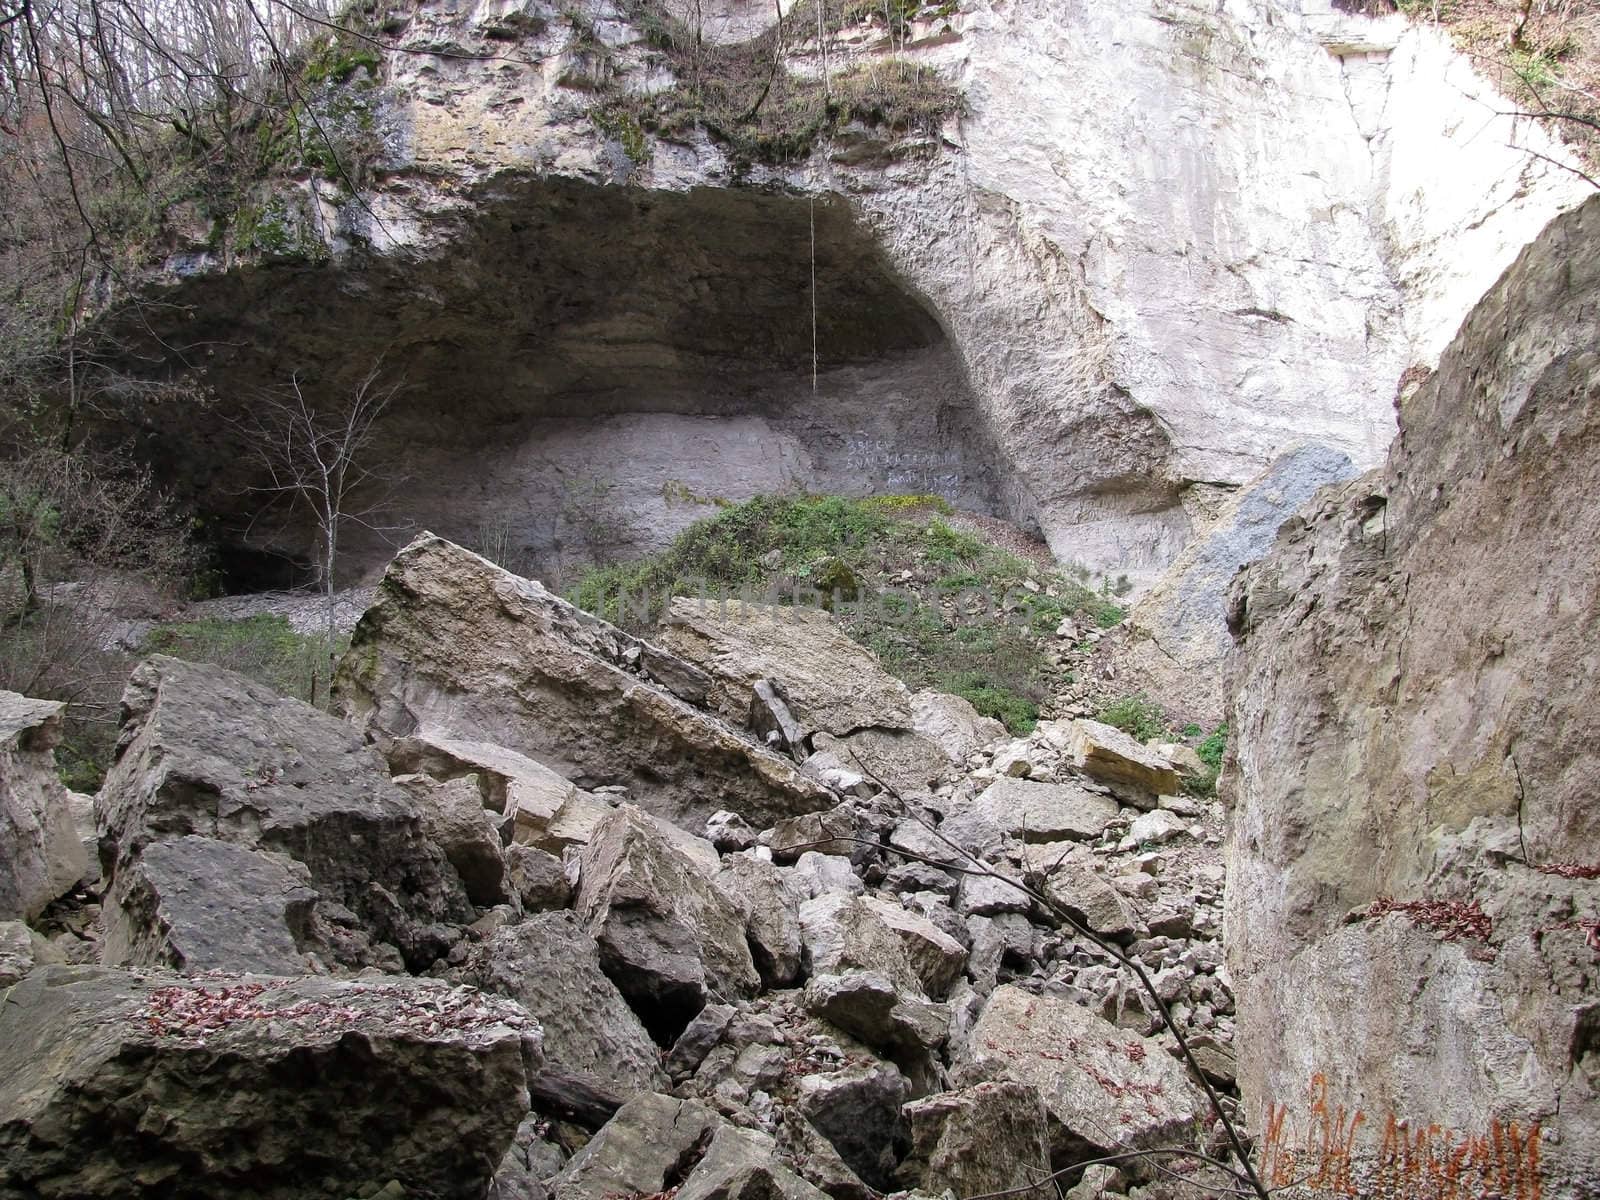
[1260, 1073, 1544, 1200]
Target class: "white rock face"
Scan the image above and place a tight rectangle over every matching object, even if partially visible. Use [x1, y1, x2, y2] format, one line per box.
[845, 0, 1589, 571]
[170, 0, 1592, 579]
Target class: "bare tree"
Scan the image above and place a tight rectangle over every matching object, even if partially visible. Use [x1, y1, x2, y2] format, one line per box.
[233, 360, 403, 697]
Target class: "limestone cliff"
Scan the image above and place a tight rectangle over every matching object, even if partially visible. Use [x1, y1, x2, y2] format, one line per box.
[117, 0, 1587, 586]
[1225, 195, 1600, 1197]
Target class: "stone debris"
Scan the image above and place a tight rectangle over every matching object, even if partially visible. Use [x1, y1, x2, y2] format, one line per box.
[0, 537, 1245, 1200]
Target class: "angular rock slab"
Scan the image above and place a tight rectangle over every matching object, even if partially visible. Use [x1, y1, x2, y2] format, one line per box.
[944, 777, 1120, 852]
[657, 598, 916, 739]
[466, 911, 668, 1126]
[100, 835, 317, 973]
[97, 656, 472, 971]
[955, 985, 1205, 1158]
[1067, 719, 1180, 805]
[577, 805, 759, 1041]
[898, 1080, 1052, 1197]
[715, 851, 807, 988]
[550, 1092, 721, 1200]
[334, 534, 833, 831]
[677, 1123, 834, 1200]
[910, 690, 1008, 763]
[0, 690, 88, 920]
[0, 965, 537, 1200]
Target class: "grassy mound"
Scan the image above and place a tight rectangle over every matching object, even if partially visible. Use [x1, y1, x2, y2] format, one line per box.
[568, 494, 1126, 734]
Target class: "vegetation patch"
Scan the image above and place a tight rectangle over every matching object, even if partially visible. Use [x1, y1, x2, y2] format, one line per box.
[598, 0, 964, 167]
[569, 493, 1126, 734]
[142, 614, 344, 708]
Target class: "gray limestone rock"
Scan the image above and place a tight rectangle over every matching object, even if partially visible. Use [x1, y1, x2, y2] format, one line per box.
[0, 965, 537, 1200]
[334, 536, 832, 832]
[577, 805, 759, 1042]
[897, 1081, 1052, 1197]
[97, 656, 473, 971]
[465, 911, 668, 1125]
[0, 691, 88, 920]
[955, 985, 1205, 1159]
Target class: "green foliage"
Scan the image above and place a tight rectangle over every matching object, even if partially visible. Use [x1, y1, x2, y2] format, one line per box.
[1196, 723, 1227, 770]
[570, 493, 1119, 738]
[923, 518, 985, 564]
[1096, 693, 1167, 742]
[593, 102, 652, 164]
[939, 671, 1039, 735]
[142, 614, 343, 706]
[301, 35, 382, 86]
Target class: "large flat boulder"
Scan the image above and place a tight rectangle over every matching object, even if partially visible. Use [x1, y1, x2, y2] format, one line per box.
[955, 985, 1206, 1159]
[577, 805, 760, 1041]
[334, 535, 833, 831]
[0, 965, 536, 1199]
[657, 599, 952, 794]
[466, 911, 668, 1125]
[1066, 720, 1180, 806]
[98, 656, 472, 972]
[657, 598, 915, 739]
[942, 777, 1119, 853]
[0, 691, 88, 920]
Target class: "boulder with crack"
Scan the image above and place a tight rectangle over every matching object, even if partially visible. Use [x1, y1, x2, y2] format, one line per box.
[0, 690, 89, 921]
[548, 1092, 722, 1200]
[577, 805, 759, 1042]
[0, 965, 537, 1200]
[335, 535, 833, 831]
[465, 910, 667, 1126]
[98, 656, 473, 972]
[657, 598, 951, 794]
[715, 851, 807, 988]
[942, 777, 1119, 856]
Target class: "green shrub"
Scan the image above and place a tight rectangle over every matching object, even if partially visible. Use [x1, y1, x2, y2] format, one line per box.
[1196, 723, 1227, 770]
[1096, 693, 1166, 742]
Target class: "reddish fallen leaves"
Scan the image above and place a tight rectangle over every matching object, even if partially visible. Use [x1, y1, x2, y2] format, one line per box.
[1535, 861, 1600, 880]
[136, 979, 527, 1043]
[1363, 897, 1493, 943]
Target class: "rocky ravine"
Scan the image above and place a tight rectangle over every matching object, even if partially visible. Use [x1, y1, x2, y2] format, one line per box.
[2, 532, 1243, 1199]
[1226, 194, 1600, 1195]
[109, 0, 1588, 592]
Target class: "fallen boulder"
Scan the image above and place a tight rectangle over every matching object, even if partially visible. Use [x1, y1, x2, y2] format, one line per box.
[334, 535, 833, 831]
[97, 656, 473, 972]
[577, 805, 760, 1041]
[0, 965, 536, 1200]
[898, 1081, 1052, 1197]
[549, 1092, 721, 1200]
[943, 777, 1120, 851]
[466, 911, 667, 1125]
[955, 985, 1206, 1160]
[1066, 720, 1180, 806]
[0, 690, 88, 920]
[393, 773, 510, 908]
[716, 851, 807, 988]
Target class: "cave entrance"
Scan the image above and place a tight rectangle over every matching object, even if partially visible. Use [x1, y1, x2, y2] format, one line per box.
[123, 178, 1005, 590]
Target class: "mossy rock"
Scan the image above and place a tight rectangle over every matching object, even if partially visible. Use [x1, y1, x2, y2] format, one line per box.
[810, 556, 859, 605]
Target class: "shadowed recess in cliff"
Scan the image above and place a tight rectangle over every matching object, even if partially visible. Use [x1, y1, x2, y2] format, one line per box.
[109, 176, 1007, 588]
